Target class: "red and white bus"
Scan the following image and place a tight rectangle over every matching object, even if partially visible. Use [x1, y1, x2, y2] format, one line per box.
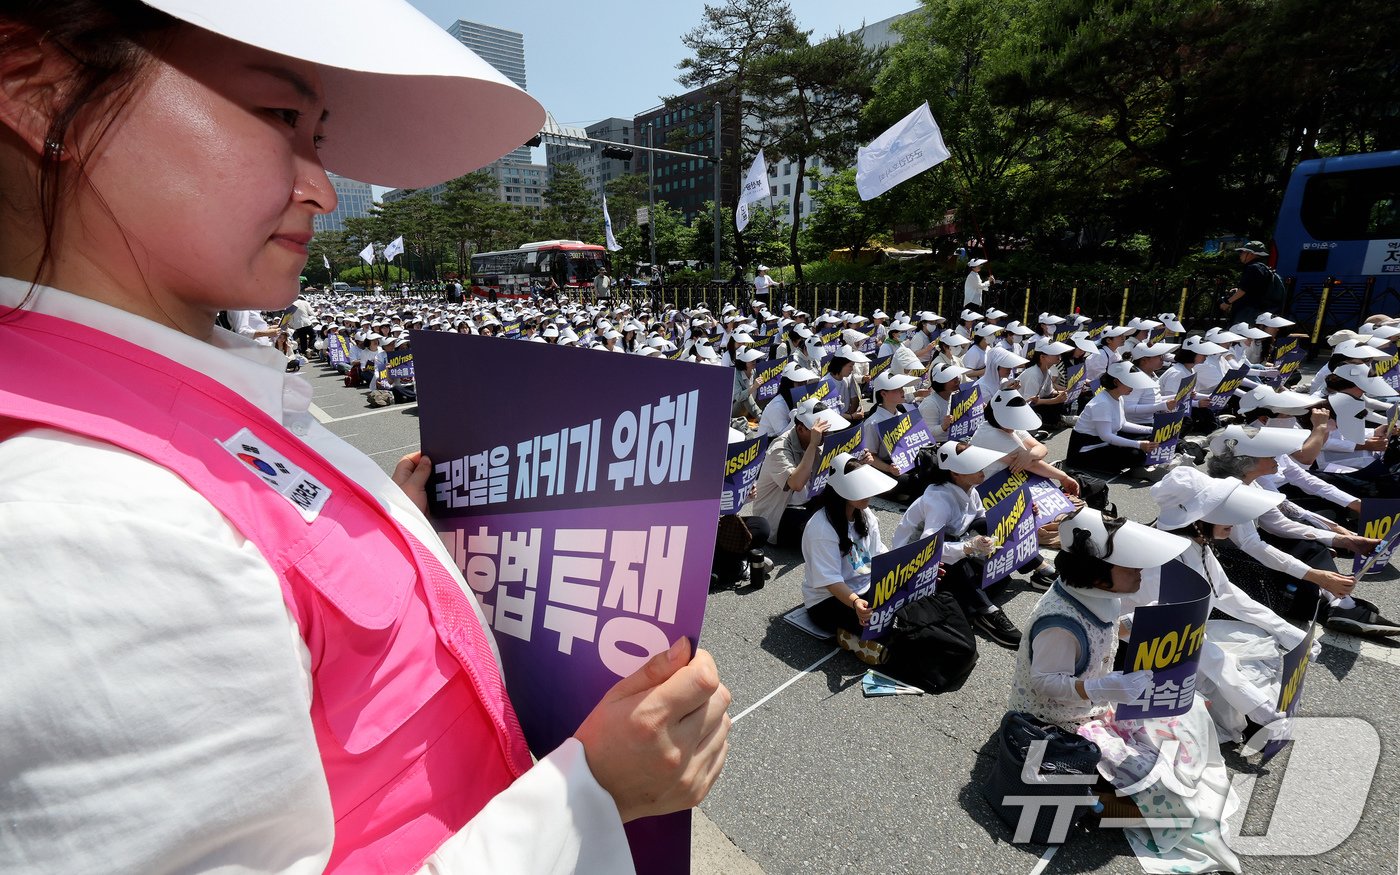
[469, 240, 609, 300]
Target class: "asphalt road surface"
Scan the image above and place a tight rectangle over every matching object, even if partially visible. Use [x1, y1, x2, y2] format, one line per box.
[306, 358, 1400, 875]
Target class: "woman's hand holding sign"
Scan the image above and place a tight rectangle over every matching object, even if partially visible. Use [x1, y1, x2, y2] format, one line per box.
[574, 637, 731, 823]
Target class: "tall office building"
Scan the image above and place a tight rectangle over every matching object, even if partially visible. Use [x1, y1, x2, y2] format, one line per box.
[634, 88, 733, 224]
[545, 117, 635, 203]
[446, 20, 531, 164]
[764, 11, 914, 225]
[312, 172, 375, 233]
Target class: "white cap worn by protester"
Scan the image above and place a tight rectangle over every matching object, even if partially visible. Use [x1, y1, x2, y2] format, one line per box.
[1151, 467, 1284, 529]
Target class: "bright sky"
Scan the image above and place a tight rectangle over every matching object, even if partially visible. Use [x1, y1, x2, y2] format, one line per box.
[379, 0, 917, 195]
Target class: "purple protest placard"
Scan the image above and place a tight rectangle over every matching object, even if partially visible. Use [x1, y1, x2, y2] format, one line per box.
[1062, 361, 1089, 406]
[1352, 498, 1400, 578]
[1146, 408, 1188, 466]
[720, 436, 767, 515]
[1208, 365, 1250, 412]
[979, 470, 1038, 587]
[1115, 561, 1212, 720]
[815, 375, 849, 411]
[786, 382, 818, 411]
[865, 353, 894, 401]
[500, 319, 523, 339]
[1170, 372, 1198, 408]
[860, 335, 880, 357]
[753, 356, 787, 407]
[806, 422, 865, 501]
[1377, 353, 1400, 394]
[326, 333, 351, 368]
[1026, 474, 1075, 527]
[946, 384, 986, 442]
[414, 330, 732, 875]
[1261, 620, 1318, 762]
[384, 346, 414, 380]
[875, 409, 933, 474]
[820, 328, 843, 355]
[862, 533, 943, 640]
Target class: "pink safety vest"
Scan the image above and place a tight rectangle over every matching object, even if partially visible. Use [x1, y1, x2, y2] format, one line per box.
[0, 308, 533, 874]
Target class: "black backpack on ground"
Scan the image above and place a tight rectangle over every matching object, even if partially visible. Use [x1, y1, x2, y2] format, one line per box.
[982, 710, 1102, 844]
[1076, 474, 1113, 515]
[880, 591, 978, 693]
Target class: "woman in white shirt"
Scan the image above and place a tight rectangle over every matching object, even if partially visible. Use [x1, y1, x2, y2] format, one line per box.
[1068, 361, 1160, 476]
[917, 362, 969, 440]
[862, 371, 923, 496]
[800, 455, 895, 638]
[1018, 339, 1071, 428]
[892, 442, 1023, 648]
[1205, 426, 1394, 637]
[976, 345, 1027, 403]
[756, 363, 818, 438]
[1121, 341, 1179, 426]
[0, 4, 726, 871]
[877, 319, 925, 377]
[1008, 508, 1241, 875]
[1136, 468, 1315, 746]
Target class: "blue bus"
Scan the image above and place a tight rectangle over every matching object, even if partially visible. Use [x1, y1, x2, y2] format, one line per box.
[1274, 149, 1400, 328]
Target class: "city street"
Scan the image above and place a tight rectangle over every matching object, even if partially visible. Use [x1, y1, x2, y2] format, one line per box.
[308, 359, 1400, 875]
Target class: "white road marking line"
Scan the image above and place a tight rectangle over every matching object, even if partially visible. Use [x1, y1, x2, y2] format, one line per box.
[731, 648, 840, 725]
[322, 403, 418, 422]
[1318, 627, 1400, 665]
[369, 442, 421, 458]
[309, 402, 332, 423]
[1027, 845, 1058, 875]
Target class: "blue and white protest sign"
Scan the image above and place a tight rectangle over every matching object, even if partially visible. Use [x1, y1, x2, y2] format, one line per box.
[979, 469, 1039, 587]
[806, 422, 866, 501]
[875, 409, 933, 474]
[862, 534, 943, 640]
[1208, 365, 1250, 412]
[384, 346, 415, 381]
[753, 356, 788, 407]
[1353, 498, 1400, 579]
[1116, 561, 1212, 720]
[946, 384, 986, 442]
[1146, 408, 1188, 466]
[415, 332, 732, 874]
[720, 436, 767, 515]
[1062, 361, 1089, 406]
[1262, 621, 1319, 763]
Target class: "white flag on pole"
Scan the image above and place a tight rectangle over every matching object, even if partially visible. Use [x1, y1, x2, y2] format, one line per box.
[358, 242, 375, 264]
[384, 235, 405, 261]
[855, 102, 951, 201]
[734, 149, 769, 232]
[322, 254, 331, 270]
[602, 196, 622, 252]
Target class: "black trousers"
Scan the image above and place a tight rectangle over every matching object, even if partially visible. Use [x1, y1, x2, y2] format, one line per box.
[293, 326, 317, 355]
[1032, 400, 1067, 426]
[807, 595, 864, 635]
[1067, 429, 1146, 473]
[775, 505, 818, 550]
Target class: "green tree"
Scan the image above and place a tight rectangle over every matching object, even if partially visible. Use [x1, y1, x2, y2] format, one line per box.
[676, 0, 801, 268]
[442, 170, 502, 276]
[304, 230, 347, 286]
[803, 168, 887, 260]
[604, 173, 650, 234]
[865, 0, 1059, 259]
[542, 163, 596, 241]
[748, 28, 880, 280]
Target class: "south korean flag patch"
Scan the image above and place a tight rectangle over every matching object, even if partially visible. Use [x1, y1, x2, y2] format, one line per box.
[220, 427, 331, 522]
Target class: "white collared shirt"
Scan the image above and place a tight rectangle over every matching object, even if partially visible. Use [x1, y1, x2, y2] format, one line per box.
[0, 279, 631, 875]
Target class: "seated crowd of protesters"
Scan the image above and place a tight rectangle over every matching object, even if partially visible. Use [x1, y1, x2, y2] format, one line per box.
[282, 284, 1400, 873]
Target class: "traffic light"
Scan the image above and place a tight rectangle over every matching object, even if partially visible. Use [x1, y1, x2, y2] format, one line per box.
[600, 145, 634, 160]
